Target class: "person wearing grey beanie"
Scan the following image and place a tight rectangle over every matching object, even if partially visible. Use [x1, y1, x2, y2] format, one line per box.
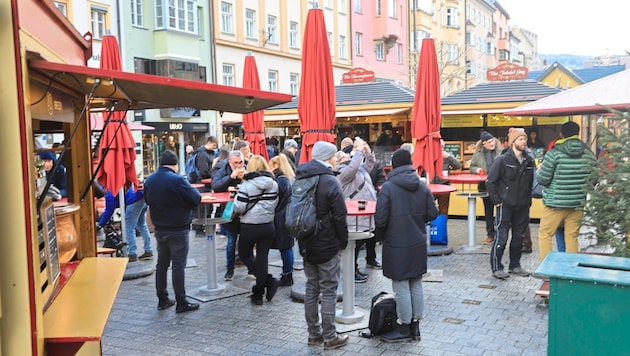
[311, 141, 337, 161]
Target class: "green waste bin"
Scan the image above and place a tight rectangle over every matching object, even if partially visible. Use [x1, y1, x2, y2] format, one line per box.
[536, 252, 630, 356]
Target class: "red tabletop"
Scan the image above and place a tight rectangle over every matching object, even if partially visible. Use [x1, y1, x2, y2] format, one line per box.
[200, 192, 232, 204]
[345, 200, 376, 216]
[200, 178, 212, 184]
[191, 183, 205, 189]
[446, 173, 487, 184]
[427, 184, 457, 194]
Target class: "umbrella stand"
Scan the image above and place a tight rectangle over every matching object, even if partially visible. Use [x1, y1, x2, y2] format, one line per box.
[37, 79, 103, 210]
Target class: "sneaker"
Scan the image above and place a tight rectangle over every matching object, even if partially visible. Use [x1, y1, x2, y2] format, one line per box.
[356, 269, 368, 278]
[483, 237, 495, 245]
[355, 271, 368, 283]
[508, 267, 531, 277]
[324, 334, 349, 350]
[521, 247, 533, 254]
[279, 273, 293, 286]
[492, 270, 510, 279]
[175, 302, 200, 313]
[138, 251, 153, 259]
[128, 254, 138, 262]
[367, 260, 382, 269]
[157, 299, 175, 310]
[247, 273, 256, 280]
[308, 335, 324, 346]
[224, 269, 234, 281]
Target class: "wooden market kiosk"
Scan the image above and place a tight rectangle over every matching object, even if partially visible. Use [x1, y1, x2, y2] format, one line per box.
[1, 2, 291, 355]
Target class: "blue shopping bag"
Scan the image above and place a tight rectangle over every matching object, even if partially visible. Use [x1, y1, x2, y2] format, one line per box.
[429, 214, 448, 245]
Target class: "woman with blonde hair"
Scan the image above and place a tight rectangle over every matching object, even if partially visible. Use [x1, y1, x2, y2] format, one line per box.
[269, 154, 296, 286]
[233, 155, 280, 304]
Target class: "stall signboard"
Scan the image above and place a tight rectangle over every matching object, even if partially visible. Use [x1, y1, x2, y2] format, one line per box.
[486, 63, 529, 81]
[537, 116, 569, 125]
[443, 141, 463, 161]
[487, 116, 533, 127]
[442, 115, 484, 128]
[342, 67, 375, 84]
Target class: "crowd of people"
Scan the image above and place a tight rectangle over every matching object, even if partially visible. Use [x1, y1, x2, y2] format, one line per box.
[95, 120, 595, 349]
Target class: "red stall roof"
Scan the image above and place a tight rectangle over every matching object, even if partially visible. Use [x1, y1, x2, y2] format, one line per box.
[29, 59, 293, 114]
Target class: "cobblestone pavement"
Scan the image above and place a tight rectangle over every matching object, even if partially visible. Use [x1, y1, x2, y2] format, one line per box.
[102, 218, 548, 355]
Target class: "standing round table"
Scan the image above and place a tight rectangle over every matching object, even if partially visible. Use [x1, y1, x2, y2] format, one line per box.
[195, 192, 231, 296]
[445, 173, 488, 250]
[335, 200, 375, 324]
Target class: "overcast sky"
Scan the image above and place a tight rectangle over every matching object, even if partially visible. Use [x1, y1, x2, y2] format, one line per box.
[501, 0, 630, 56]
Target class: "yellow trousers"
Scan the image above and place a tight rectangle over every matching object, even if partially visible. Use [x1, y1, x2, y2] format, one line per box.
[538, 206, 583, 261]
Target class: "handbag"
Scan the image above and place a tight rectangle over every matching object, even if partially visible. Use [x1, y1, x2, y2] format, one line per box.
[221, 201, 236, 220]
[429, 214, 448, 245]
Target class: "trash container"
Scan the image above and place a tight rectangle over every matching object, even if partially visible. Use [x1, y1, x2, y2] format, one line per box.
[535, 252, 630, 356]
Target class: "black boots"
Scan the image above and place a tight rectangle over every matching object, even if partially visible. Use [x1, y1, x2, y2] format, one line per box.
[251, 286, 264, 305]
[279, 273, 293, 286]
[410, 319, 421, 341]
[265, 274, 280, 301]
[380, 320, 412, 343]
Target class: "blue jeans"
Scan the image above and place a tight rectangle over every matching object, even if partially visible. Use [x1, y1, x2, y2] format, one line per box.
[155, 230, 189, 303]
[125, 199, 152, 256]
[555, 225, 566, 252]
[392, 277, 424, 323]
[304, 254, 341, 342]
[280, 248, 294, 275]
[225, 227, 236, 270]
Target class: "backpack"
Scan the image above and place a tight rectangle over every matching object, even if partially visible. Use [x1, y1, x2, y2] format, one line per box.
[285, 175, 319, 241]
[532, 169, 543, 199]
[185, 152, 199, 183]
[360, 292, 398, 338]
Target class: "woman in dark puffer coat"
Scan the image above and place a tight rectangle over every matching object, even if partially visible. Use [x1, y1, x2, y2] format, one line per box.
[374, 149, 438, 343]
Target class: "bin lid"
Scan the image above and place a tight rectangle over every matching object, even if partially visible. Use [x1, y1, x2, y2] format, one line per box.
[535, 252, 630, 286]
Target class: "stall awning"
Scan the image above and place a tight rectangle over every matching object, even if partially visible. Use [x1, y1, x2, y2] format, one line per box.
[28, 60, 293, 114]
[506, 69, 630, 117]
[221, 107, 410, 124]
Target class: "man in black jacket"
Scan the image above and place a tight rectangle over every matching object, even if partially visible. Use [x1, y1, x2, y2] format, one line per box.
[194, 136, 218, 183]
[297, 141, 349, 350]
[144, 151, 201, 313]
[486, 129, 535, 280]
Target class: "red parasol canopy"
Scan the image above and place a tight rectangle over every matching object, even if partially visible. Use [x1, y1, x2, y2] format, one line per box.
[96, 34, 139, 194]
[297, 8, 336, 164]
[242, 55, 269, 160]
[412, 39, 443, 181]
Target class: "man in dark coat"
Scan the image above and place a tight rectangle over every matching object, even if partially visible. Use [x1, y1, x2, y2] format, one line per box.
[374, 148, 438, 343]
[194, 136, 218, 183]
[296, 141, 349, 350]
[144, 151, 201, 313]
[486, 128, 535, 279]
[281, 139, 299, 172]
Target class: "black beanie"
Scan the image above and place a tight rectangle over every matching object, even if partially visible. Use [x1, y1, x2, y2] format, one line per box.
[160, 150, 179, 166]
[392, 148, 412, 168]
[561, 121, 579, 138]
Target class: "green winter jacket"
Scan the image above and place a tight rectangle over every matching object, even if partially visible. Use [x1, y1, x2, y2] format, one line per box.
[537, 136, 596, 208]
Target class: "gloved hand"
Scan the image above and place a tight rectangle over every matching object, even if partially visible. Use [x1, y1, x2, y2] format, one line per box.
[47, 185, 62, 201]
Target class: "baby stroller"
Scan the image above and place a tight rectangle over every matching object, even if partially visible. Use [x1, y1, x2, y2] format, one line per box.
[101, 222, 127, 257]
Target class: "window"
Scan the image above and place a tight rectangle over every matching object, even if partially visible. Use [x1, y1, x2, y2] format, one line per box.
[245, 9, 256, 39]
[91, 7, 107, 40]
[415, 0, 432, 14]
[375, 42, 384, 61]
[268, 70, 278, 92]
[131, 0, 143, 27]
[388, 0, 396, 18]
[446, 7, 458, 28]
[267, 15, 277, 44]
[220, 2, 233, 34]
[155, 0, 198, 34]
[289, 73, 299, 95]
[376, 0, 381, 16]
[222, 64, 234, 86]
[339, 0, 346, 13]
[415, 30, 431, 51]
[447, 44, 459, 64]
[338, 35, 347, 59]
[355, 32, 363, 56]
[354, 0, 362, 13]
[396, 43, 402, 64]
[325, 0, 333, 8]
[53, 1, 68, 17]
[289, 21, 299, 48]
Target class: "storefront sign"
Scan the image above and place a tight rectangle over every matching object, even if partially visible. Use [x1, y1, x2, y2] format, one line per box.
[29, 80, 74, 123]
[487, 116, 533, 127]
[486, 63, 529, 81]
[148, 122, 209, 132]
[442, 116, 484, 128]
[342, 67, 375, 84]
[536, 116, 569, 125]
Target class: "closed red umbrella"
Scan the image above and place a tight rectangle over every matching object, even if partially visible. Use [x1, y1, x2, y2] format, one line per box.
[242, 54, 269, 160]
[297, 7, 336, 164]
[96, 34, 139, 194]
[412, 39, 443, 181]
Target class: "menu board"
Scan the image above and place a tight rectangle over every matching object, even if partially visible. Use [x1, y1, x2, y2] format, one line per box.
[443, 141, 463, 161]
[41, 200, 60, 287]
